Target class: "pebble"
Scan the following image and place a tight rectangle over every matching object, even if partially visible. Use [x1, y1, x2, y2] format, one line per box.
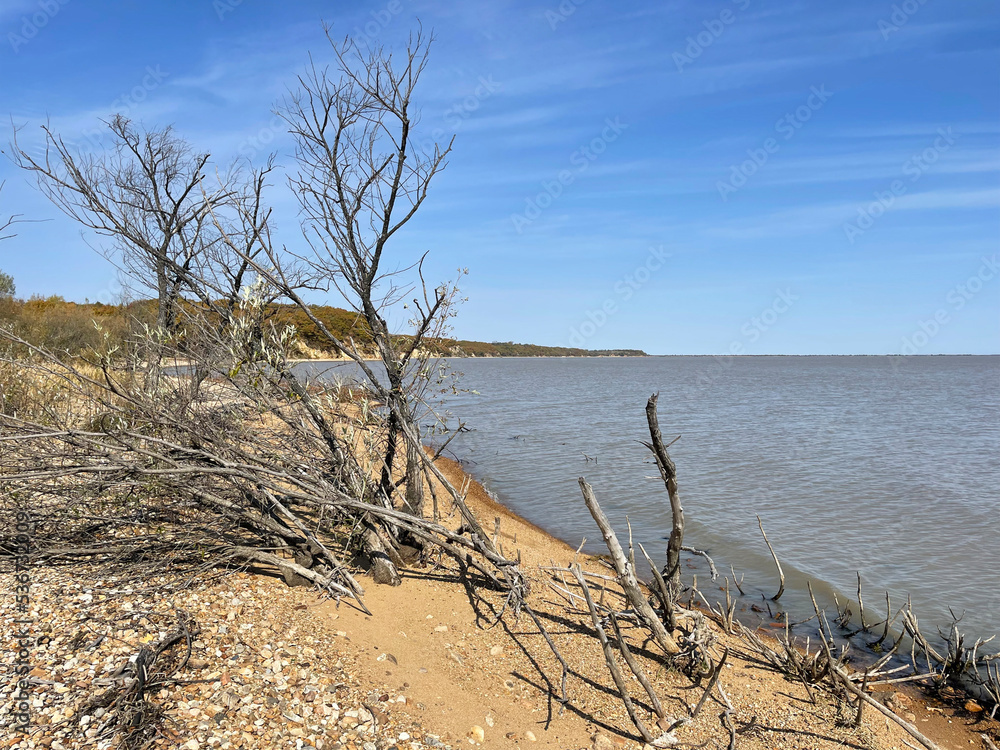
[2, 567, 430, 750]
[470, 725, 485, 742]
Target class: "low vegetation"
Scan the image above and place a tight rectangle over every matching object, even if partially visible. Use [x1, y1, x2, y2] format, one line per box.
[0, 296, 646, 359]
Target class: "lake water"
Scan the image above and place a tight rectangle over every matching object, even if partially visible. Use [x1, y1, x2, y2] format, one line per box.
[299, 356, 1000, 641]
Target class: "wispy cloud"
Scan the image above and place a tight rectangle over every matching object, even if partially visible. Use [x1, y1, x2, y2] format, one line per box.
[703, 187, 1000, 240]
[2, 0, 998, 353]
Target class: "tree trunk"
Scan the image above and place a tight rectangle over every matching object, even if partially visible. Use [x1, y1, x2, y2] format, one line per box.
[403, 425, 424, 518]
[645, 393, 684, 621]
[363, 520, 403, 586]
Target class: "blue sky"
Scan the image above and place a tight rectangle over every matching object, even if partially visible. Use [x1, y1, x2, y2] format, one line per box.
[1, 0, 998, 354]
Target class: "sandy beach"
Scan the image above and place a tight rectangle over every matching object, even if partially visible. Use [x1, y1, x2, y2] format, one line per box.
[5, 452, 996, 750]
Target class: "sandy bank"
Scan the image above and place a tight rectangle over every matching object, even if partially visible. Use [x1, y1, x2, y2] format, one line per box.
[316, 456, 998, 750]
[3, 458, 996, 750]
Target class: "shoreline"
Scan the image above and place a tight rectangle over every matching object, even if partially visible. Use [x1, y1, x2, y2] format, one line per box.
[4, 454, 997, 749]
[442, 443, 1000, 678]
[422, 455, 998, 749]
[288, 354, 1000, 362]
[6, 365, 996, 750]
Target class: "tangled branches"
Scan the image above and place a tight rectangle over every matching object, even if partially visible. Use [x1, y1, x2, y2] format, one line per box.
[64, 610, 199, 749]
[539, 395, 733, 746]
[0, 299, 527, 604]
[552, 394, 998, 749]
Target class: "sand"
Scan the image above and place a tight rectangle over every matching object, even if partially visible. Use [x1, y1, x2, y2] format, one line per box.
[3, 456, 996, 750]
[315, 455, 999, 750]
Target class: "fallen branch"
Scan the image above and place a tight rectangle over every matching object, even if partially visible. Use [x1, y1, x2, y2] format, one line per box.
[572, 565, 654, 744]
[608, 611, 666, 719]
[578, 478, 680, 656]
[833, 668, 941, 750]
[642, 392, 685, 626]
[691, 648, 729, 720]
[681, 545, 719, 580]
[757, 515, 785, 602]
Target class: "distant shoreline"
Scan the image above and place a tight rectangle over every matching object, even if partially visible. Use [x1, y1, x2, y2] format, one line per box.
[289, 354, 652, 362]
[290, 352, 999, 361]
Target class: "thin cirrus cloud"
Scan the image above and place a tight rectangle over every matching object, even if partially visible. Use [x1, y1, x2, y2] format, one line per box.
[0, 0, 997, 354]
[702, 187, 1000, 241]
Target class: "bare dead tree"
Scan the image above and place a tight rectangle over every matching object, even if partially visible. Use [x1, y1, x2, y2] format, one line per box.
[0, 85, 516, 597]
[0, 320, 526, 607]
[9, 116, 241, 344]
[642, 392, 685, 625]
[237, 27, 459, 532]
[5, 29, 477, 589]
[551, 397, 752, 744]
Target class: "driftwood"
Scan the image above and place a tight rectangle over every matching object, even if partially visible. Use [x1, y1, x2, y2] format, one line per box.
[727, 586, 949, 750]
[67, 610, 199, 747]
[607, 609, 666, 720]
[572, 565, 656, 745]
[805, 585, 944, 750]
[837, 667, 941, 750]
[691, 647, 730, 720]
[756, 515, 785, 602]
[558, 396, 999, 746]
[681, 545, 719, 580]
[566, 394, 1000, 747]
[578, 478, 679, 656]
[642, 393, 685, 625]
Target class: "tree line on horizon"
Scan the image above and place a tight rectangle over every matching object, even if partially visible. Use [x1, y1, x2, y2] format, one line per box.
[0, 289, 646, 359]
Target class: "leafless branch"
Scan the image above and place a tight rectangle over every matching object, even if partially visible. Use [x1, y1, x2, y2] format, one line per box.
[756, 515, 785, 601]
